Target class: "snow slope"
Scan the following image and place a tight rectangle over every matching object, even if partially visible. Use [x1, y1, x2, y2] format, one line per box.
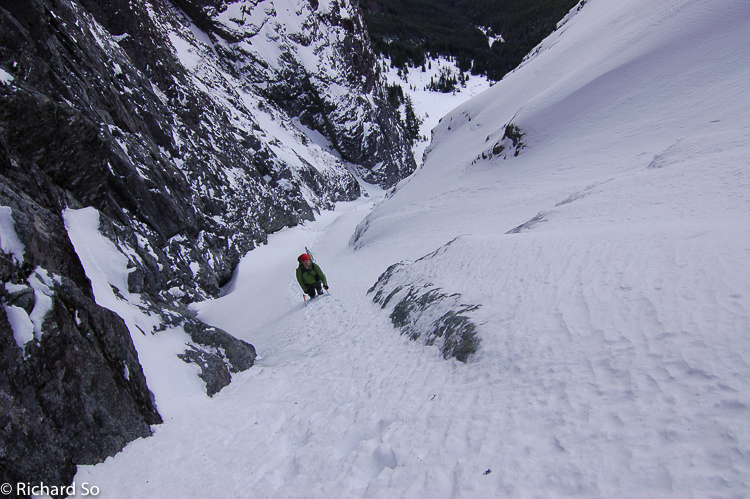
[70, 0, 750, 497]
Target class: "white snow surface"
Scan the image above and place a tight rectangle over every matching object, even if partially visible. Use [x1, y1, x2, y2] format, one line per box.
[0, 67, 13, 85]
[3, 303, 34, 351]
[70, 0, 750, 497]
[0, 206, 25, 263]
[3, 268, 56, 353]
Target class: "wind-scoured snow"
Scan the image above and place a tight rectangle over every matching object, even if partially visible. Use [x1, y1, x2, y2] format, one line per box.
[71, 0, 749, 497]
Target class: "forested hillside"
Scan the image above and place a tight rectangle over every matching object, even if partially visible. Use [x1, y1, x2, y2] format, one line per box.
[360, 0, 582, 79]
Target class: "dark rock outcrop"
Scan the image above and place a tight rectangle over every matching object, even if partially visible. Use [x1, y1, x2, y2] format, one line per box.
[0, 168, 161, 488]
[180, 319, 257, 396]
[178, 347, 231, 397]
[368, 241, 482, 362]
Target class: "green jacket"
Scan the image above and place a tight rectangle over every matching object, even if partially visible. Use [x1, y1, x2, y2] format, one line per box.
[296, 262, 327, 290]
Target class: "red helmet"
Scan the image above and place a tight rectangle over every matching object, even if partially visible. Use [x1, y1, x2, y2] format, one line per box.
[298, 253, 311, 262]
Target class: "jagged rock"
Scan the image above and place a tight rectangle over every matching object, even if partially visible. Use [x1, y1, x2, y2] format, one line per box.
[83, 210, 257, 397]
[4, 285, 34, 313]
[0, 171, 161, 488]
[178, 347, 232, 397]
[187, 0, 417, 188]
[370, 275, 481, 363]
[368, 242, 482, 362]
[183, 320, 257, 374]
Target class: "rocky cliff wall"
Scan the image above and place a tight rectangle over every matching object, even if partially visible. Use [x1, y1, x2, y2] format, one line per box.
[0, 0, 413, 489]
[0, 151, 162, 488]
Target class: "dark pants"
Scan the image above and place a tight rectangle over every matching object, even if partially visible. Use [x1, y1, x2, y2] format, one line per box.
[305, 282, 324, 299]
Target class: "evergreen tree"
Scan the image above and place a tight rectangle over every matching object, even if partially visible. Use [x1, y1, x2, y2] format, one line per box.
[387, 83, 404, 108]
[404, 96, 421, 144]
[427, 67, 458, 93]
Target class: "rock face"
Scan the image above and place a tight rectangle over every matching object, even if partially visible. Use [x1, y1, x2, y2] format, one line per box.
[0, 0, 413, 488]
[367, 239, 482, 363]
[0, 170, 161, 487]
[169, 0, 416, 188]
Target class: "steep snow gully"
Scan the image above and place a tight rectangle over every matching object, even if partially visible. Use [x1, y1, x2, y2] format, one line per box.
[70, 0, 750, 497]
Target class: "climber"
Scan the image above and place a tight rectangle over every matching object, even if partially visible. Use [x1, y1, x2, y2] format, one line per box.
[296, 253, 329, 299]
